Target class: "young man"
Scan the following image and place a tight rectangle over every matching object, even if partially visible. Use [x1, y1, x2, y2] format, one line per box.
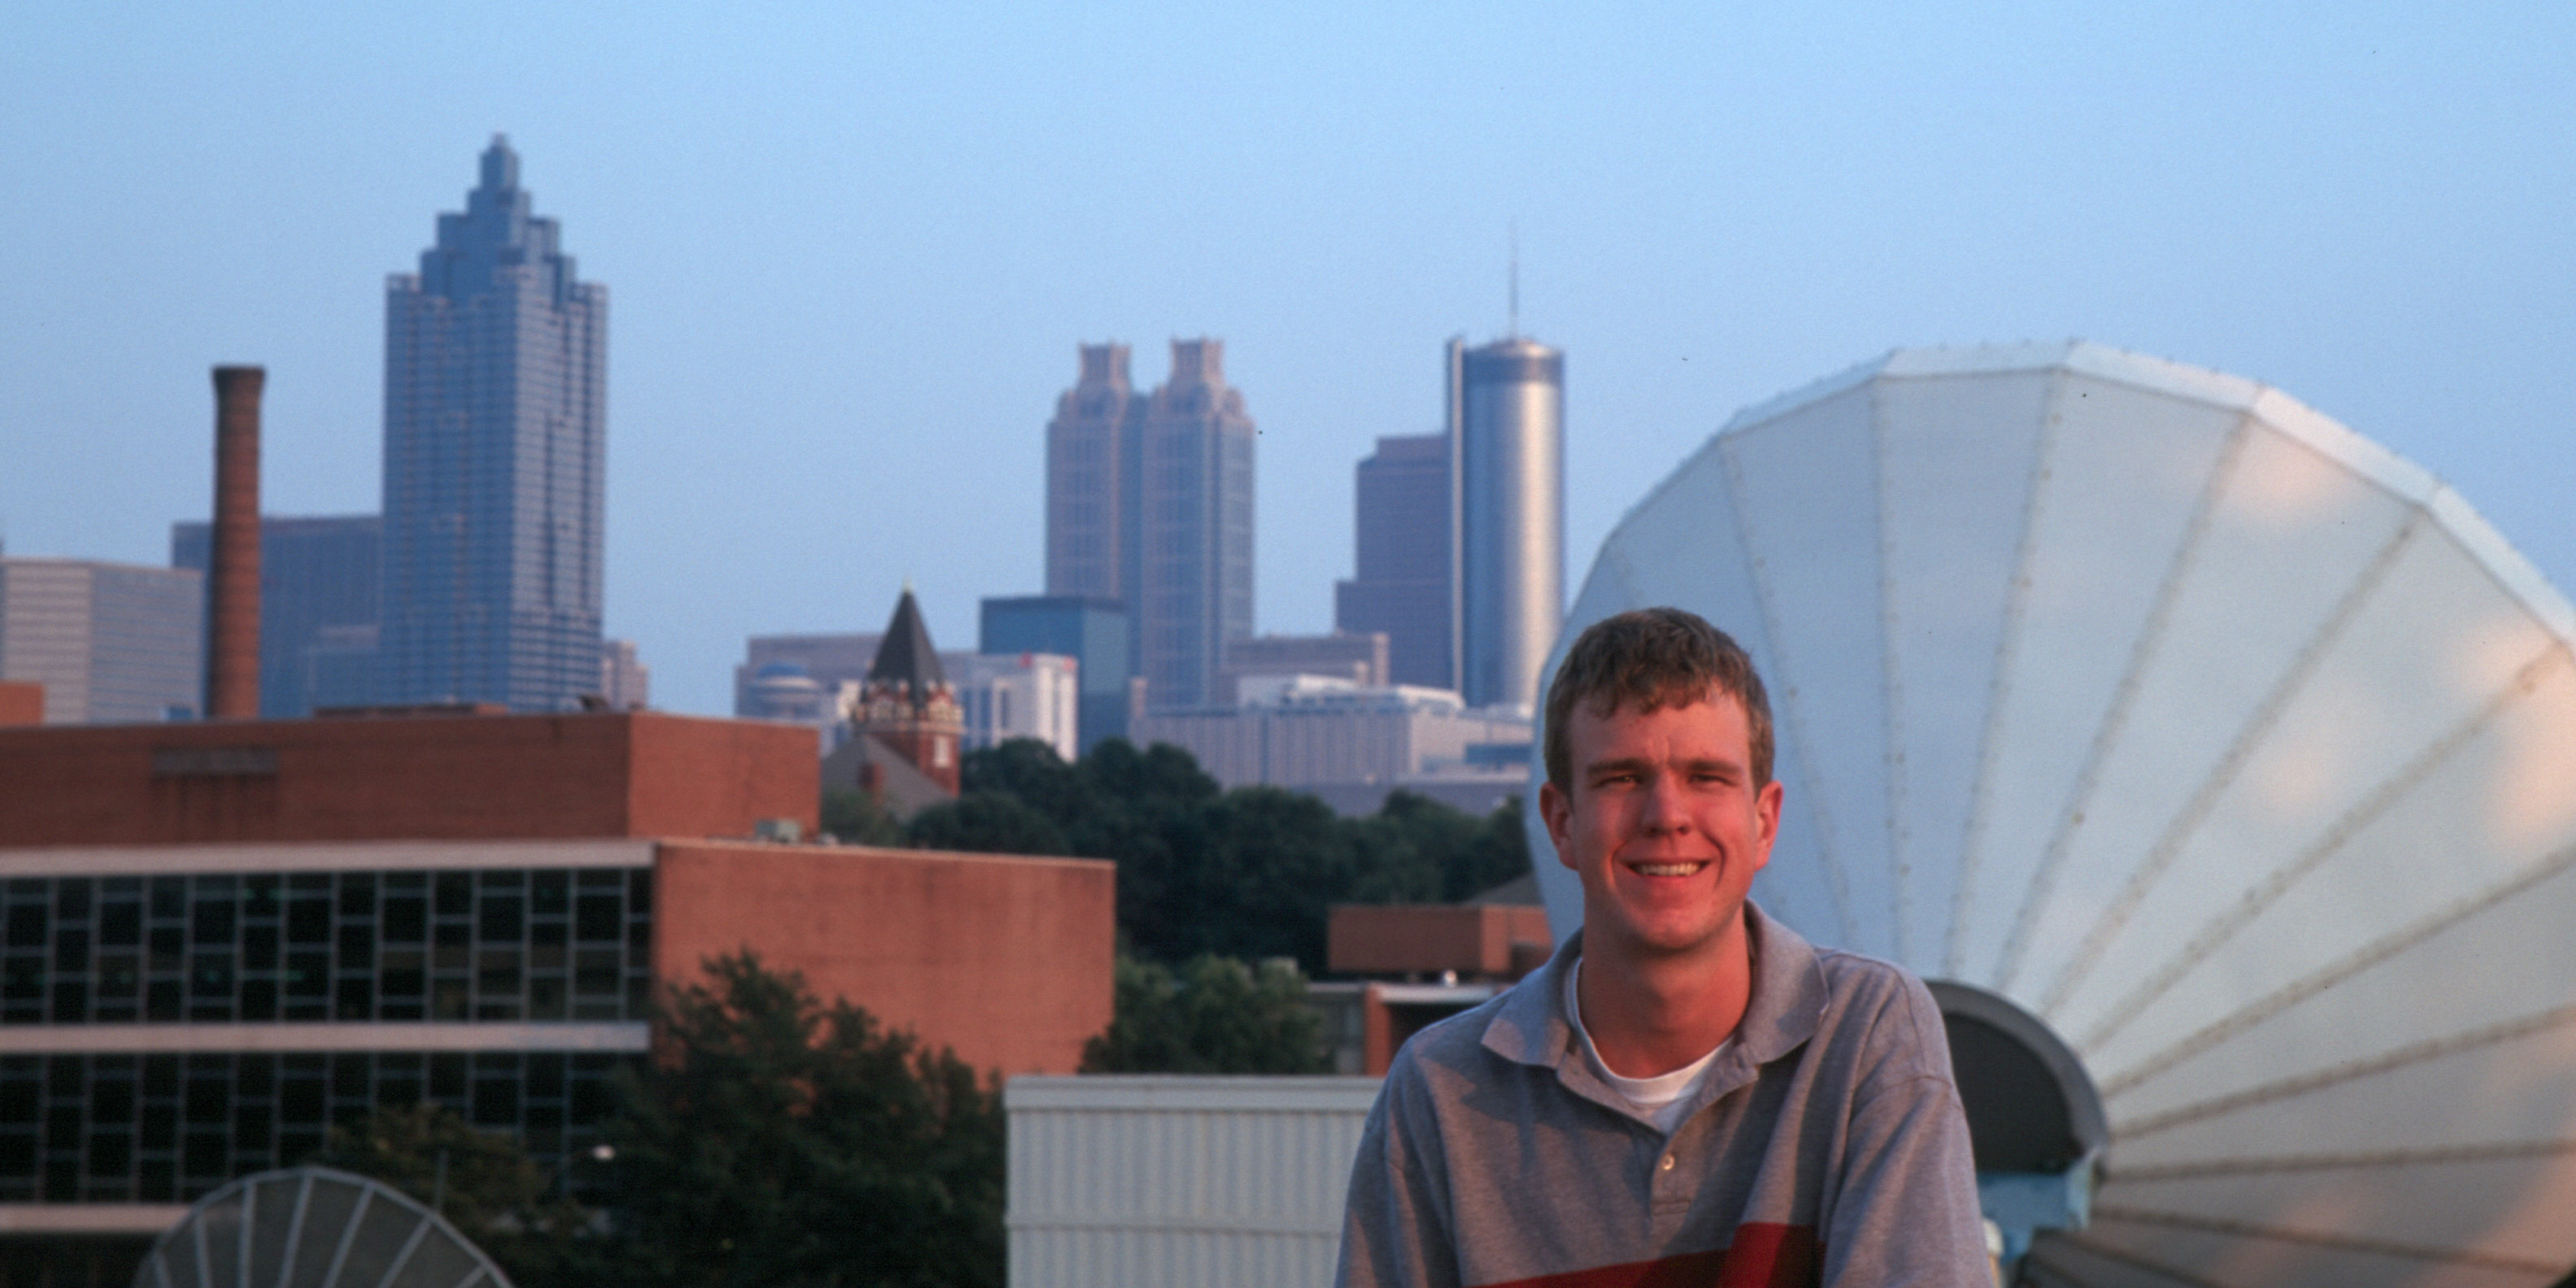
[1337, 607, 1989, 1288]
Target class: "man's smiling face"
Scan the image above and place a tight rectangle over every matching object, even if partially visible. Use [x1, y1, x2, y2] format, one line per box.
[1540, 686, 1781, 964]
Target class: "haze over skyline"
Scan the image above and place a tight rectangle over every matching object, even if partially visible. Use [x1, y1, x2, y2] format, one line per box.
[4, 2, 2569, 716]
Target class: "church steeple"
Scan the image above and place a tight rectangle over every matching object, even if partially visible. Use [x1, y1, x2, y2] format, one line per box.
[867, 584, 947, 701]
[855, 586, 964, 795]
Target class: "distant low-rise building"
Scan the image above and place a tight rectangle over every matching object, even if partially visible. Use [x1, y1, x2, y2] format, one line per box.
[0, 558, 203, 725]
[741, 629, 1079, 764]
[1215, 631, 1386, 705]
[980, 595, 1129, 751]
[734, 633, 881, 718]
[951, 652, 1079, 763]
[1129, 677, 1530, 808]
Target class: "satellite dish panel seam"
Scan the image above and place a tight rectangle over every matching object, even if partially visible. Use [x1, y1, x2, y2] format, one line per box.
[1870, 376, 1913, 967]
[1943, 363, 2086, 986]
[2099, 833, 2576, 1103]
[2079, 646, 2568, 1068]
[2115, 999, 2576, 1143]
[1717, 425, 1864, 949]
[135, 1166, 514, 1288]
[2026, 510, 2426, 1018]
[1991, 409, 2261, 999]
[1938, 367, 2069, 981]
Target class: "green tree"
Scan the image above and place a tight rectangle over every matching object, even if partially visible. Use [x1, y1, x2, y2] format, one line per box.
[904, 790, 1069, 856]
[1081, 954, 1329, 1074]
[1177, 787, 1357, 969]
[820, 786, 906, 846]
[604, 952, 1003, 1288]
[311, 1103, 605, 1288]
[1439, 793, 1534, 903]
[958, 737, 1090, 821]
[928, 740, 1535, 973]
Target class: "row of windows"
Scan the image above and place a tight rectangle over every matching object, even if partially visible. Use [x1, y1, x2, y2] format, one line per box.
[0, 1051, 625, 1205]
[0, 871, 653, 1025]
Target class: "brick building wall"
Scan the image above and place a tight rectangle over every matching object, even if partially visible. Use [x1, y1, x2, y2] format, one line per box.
[654, 842, 1113, 1076]
[0, 683, 39, 728]
[0, 712, 816, 847]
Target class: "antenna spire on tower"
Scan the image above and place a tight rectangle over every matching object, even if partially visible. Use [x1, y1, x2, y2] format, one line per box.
[1508, 221, 1520, 339]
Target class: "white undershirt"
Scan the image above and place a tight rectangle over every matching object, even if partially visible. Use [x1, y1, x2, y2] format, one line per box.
[1566, 960, 1733, 1136]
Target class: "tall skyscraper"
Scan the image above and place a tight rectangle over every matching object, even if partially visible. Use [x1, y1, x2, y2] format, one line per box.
[1045, 339, 1255, 710]
[173, 516, 381, 719]
[1457, 337, 1564, 711]
[1334, 432, 1454, 690]
[1045, 344, 1146, 607]
[378, 136, 607, 711]
[1334, 337, 1563, 709]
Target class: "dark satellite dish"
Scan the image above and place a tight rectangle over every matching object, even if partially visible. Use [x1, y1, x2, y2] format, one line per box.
[133, 1166, 513, 1288]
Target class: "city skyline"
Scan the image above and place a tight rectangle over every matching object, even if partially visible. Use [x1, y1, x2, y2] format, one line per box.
[4, 4, 2569, 716]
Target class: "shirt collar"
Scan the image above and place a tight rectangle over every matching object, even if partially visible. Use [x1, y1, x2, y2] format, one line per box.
[1480, 901, 1827, 1073]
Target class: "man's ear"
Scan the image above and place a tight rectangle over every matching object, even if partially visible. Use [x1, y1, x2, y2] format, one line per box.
[1751, 778, 1783, 872]
[1539, 780, 1576, 868]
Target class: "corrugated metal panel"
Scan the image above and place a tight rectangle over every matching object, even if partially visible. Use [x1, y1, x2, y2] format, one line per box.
[1006, 1075, 1382, 1288]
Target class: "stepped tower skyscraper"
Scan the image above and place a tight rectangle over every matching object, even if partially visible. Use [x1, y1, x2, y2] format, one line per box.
[379, 136, 607, 711]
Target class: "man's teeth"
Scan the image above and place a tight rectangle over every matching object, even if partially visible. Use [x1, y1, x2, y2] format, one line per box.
[1633, 863, 1704, 877]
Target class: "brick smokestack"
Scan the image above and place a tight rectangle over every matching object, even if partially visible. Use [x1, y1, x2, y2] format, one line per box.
[207, 365, 263, 719]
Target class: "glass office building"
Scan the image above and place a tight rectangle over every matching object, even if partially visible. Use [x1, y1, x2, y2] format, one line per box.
[172, 516, 381, 720]
[0, 855, 656, 1207]
[980, 596, 1129, 751]
[380, 137, 607, 711]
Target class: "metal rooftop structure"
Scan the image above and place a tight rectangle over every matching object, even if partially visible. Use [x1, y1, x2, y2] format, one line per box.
[1534, 340, 2576, 1286]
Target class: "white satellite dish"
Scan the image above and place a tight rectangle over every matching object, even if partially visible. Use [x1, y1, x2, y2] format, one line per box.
[1533, 342, 2576, 1287]
[133, 1166, 512, 1288]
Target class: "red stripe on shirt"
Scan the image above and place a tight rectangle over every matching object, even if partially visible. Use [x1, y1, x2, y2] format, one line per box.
[1476, 1223, 1821, 1288]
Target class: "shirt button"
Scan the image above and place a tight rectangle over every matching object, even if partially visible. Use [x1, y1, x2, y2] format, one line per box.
[1660, 1155, 1676, 1172]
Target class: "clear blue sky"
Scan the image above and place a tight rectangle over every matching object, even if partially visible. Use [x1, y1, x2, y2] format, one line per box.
[3, 2, 2569, 716]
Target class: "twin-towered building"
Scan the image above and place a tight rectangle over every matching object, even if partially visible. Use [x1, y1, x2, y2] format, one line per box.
[1044, 340, 1257, 712]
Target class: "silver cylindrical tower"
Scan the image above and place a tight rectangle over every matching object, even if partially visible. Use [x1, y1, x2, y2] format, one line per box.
[1457, 337, 1564, 711]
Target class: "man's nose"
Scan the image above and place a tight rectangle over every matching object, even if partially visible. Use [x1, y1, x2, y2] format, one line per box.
[1637, 772, 1691, 834]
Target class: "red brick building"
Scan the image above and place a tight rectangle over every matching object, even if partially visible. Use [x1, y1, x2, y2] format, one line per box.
[0, 709, 1113, 1272]
[0, 683, 38, 729]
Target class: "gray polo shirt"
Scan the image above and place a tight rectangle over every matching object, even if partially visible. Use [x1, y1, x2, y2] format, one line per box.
[1336, 904, 1990, 1287]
